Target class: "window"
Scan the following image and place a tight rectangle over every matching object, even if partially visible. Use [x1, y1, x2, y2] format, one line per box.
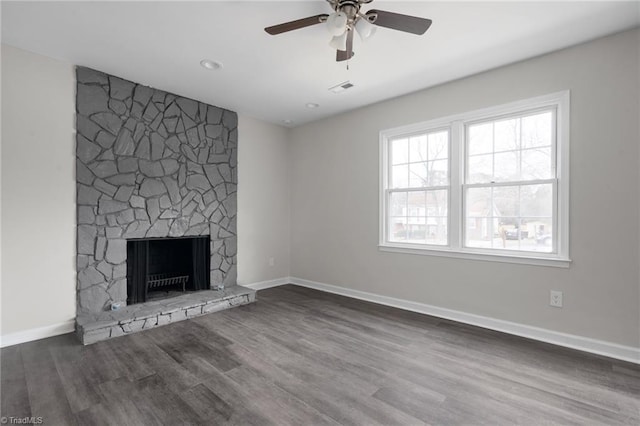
[380, 92, 570, 267]
[465, 110, 555, 253]
[389, 130, 449, 246]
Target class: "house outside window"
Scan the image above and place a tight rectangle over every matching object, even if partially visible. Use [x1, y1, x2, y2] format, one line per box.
[379, 92, 570, 267]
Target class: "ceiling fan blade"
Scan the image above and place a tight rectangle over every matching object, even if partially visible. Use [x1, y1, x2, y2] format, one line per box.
[367, 9, 432, 35]
[336, 30, 354, 62]
[265, 14, 329, 35]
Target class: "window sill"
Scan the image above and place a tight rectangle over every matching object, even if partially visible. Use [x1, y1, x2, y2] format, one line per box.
[378, 243, 571, 268]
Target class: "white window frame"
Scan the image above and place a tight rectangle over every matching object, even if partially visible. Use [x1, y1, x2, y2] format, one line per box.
[379, 91, 571, 268]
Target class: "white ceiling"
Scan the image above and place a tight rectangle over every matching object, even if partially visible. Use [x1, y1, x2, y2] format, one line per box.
[2, 1, 639, 127]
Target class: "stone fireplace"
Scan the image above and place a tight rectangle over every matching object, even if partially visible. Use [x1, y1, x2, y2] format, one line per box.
[75, 67, 253, 343]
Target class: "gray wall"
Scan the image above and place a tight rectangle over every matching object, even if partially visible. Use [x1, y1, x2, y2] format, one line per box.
[237, 115, 291, 285]
[75, 67, 237, 314]
[289, 29, 640, 348]
[1, 45, 76, 335]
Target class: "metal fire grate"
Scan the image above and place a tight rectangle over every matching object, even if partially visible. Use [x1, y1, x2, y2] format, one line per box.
[147, 273, 189, 293]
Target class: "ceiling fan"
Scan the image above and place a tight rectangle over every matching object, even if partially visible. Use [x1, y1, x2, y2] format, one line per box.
[265, 0, 432, 62]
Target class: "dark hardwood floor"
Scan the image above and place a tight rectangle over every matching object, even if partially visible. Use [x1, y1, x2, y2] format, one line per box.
[2, 284, 639, 425]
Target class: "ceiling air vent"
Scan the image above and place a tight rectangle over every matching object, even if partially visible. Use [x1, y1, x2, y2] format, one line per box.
[329, 81, 354, 94]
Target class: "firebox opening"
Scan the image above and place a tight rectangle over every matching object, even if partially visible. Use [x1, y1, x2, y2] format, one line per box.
[126, 236, 210, 305]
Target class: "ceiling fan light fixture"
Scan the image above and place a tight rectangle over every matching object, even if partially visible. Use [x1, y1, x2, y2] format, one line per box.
[355, 17, 377, 41]
[326, 12, 348, 36]
[329, 31, 348, 51]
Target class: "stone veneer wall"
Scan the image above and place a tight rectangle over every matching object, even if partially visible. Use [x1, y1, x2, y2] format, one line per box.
[76, 67, 237, 314]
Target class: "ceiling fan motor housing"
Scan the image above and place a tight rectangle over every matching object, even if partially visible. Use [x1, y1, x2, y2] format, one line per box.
[333, 1, 360, 22]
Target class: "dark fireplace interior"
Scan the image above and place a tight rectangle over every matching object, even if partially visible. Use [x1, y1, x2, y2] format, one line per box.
[127, 236, 210, 305]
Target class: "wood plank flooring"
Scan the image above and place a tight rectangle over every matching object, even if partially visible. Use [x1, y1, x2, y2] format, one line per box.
[2, 284, 639, 425]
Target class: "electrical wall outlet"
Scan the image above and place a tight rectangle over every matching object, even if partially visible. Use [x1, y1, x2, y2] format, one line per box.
[268, 257, 275, 267]
[550, 290, 563, 308]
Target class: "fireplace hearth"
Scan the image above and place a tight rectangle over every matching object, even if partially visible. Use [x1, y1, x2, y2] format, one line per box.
[127, 236, 210, 304]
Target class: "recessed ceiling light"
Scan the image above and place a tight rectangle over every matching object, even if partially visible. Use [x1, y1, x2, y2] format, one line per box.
[283, 119, 294, 125]
[305, 103, 320, 109]
[200, 59, 223, 70]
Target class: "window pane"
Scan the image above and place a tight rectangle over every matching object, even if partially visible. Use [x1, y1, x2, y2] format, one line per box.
[496, 217, 523, 250]
[466, 217, 495, 249]
[521, 147, 553, 180]
[390, 217, 407, 242]
[427, 190, 448, 217]
[428, 159, 449, 186]
[406, 216, 426, 243]
[465, 109, 555, 185]
[426, 189, 448, 245]
[468, 122, 493, 155]
[392, 165, 408, 188]
[409, 163, 428, 188]
[409, 135, 427, 163]
[522, 217, 553, 252]
[520, 184, 553, 217]
[465, 185, 495, 248]
[392, 138, 408, 165]
[428, 131, 448, 160]
[493, 186, 518, 217]
[465, 184, 555, 252]
[426, 217, 448, 245]
[389, 190, 448, 246]
[467, 154, 493, 184]
[408, 191, 426, 217]
[390, 192, 407, 216]
[466, 187, 492, 219]
[494, 151, 519, 182]
[465, 187, 493, 248]
[522, 111, 552, 148]
[494, 118, 520, 152]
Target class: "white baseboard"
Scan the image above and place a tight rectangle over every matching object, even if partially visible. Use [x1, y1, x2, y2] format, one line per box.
[0, 320, 76, 348]
[240, 277, 292, 291]
[288, 277, 640, 365]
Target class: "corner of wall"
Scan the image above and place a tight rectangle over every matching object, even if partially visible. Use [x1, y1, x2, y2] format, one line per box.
[236, 114, 292, 286]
